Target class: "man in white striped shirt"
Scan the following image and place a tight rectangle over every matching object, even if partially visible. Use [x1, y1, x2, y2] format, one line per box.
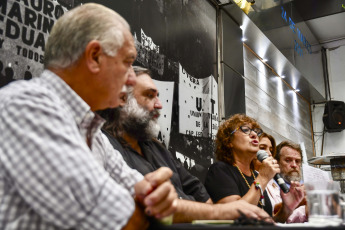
[0, 3, 176, 230]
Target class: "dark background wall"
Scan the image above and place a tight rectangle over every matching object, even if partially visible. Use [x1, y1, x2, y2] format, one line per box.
[0, 0, 246, 183]
[82, 0, 247, 182]
[221, 9, 246, 118]
[101, 0, 219, 183]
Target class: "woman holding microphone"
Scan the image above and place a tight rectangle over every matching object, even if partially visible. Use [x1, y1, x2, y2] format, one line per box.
[205, 114, 303, 222]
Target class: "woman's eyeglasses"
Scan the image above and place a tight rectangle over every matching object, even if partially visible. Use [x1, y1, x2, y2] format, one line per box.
[231, 125, 263, 136]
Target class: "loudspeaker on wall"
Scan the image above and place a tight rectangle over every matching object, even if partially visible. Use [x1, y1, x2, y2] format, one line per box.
[323, 101, 345, 132]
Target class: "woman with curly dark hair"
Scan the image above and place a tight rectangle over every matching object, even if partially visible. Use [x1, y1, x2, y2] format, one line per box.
[205, 114, 277, 213]
[205, 114, 304, 222]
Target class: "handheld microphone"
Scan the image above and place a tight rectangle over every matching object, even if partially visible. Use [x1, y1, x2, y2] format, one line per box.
[256, 150, 290, 193]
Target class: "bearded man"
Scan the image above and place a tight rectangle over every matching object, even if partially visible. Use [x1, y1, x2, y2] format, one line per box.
[100, 66, 271, 223]
[275, 141, 303, 185]
[272, 141, 307, 223]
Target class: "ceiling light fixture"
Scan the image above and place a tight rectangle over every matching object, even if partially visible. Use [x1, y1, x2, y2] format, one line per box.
[216, 0, 231, 6]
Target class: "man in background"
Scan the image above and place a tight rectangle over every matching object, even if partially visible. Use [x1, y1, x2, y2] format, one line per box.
[101, 66, 271, 223]
[272, 141, 307, 223]
[275, 141, 303, 185]
[0, 4, 176, 230]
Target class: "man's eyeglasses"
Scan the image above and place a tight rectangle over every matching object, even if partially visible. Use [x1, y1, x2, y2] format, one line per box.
[231, 125, 263, 136]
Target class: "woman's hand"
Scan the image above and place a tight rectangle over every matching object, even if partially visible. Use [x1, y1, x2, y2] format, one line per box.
[256, 156, 280, 183]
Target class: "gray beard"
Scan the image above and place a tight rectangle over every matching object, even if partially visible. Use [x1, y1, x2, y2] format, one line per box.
[281, 171, 302, 183]
[119, 95, 160, 141]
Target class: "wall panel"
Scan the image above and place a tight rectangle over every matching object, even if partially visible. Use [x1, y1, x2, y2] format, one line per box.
[243, 46, 313, 159]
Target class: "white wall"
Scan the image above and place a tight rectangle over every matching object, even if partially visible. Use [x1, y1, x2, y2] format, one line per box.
[312, 45, 345, 156]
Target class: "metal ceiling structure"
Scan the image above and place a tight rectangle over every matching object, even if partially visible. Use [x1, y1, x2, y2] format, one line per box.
[254, 0, 345, 49]
[211, 0, 345, 104]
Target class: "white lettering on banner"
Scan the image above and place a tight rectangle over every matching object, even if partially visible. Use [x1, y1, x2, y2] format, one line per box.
[178, 63, 219, 139]
[153, 79, 174, 148]
[182, 67, 199, 85]
[0, 0, 67, 81]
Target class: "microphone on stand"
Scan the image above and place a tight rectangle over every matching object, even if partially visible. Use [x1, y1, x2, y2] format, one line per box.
[256, 150, 290, 193]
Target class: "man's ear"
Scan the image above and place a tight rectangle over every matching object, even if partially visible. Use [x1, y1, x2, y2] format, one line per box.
[85, 40, 102, 74]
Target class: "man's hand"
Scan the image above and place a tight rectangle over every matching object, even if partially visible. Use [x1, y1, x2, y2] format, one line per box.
[134, 167, 178, 219]
[280, 181, 305, 212]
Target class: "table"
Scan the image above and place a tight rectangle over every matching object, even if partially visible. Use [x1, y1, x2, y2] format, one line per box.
[149, 223, 345, 230]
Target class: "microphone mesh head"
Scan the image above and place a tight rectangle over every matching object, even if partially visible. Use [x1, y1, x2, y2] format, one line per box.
[256, 150, 268, 162]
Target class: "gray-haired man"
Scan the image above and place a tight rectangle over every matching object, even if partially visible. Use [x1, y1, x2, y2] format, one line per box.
[0, 4, 176, 230]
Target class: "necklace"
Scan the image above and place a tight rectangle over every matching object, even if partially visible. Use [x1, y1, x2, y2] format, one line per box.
[234, 164, 264, 208]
